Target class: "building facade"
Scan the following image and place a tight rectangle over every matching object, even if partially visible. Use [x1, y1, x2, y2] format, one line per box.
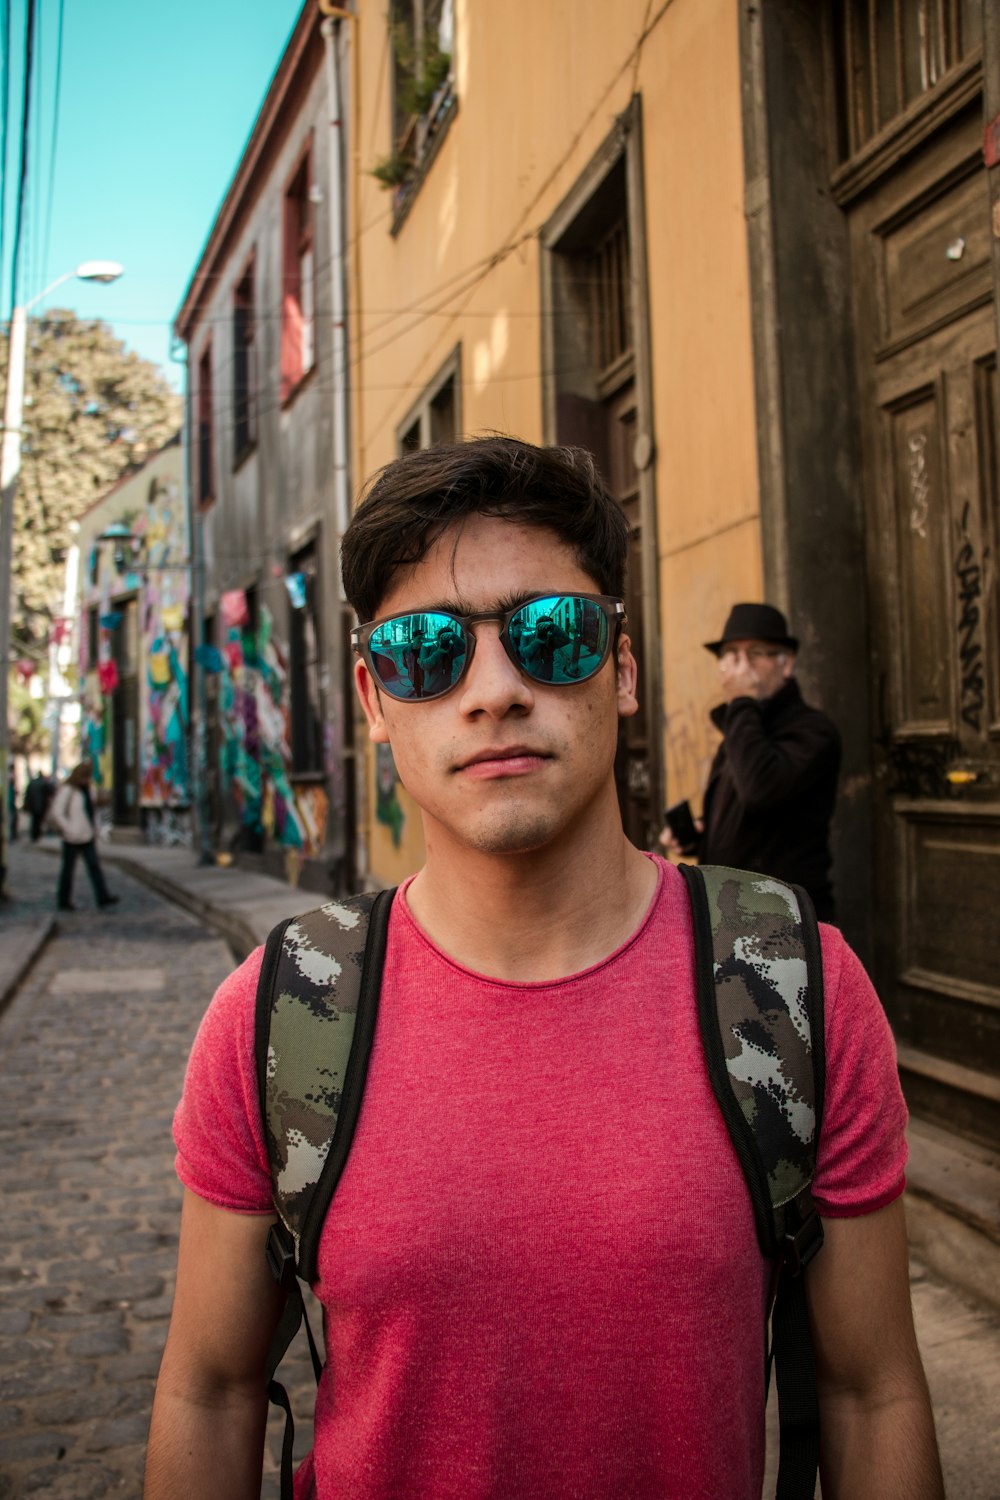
[174, 6, 357, 891]
[347, 0, 1000, 1149]
[74, 435, 190, 836]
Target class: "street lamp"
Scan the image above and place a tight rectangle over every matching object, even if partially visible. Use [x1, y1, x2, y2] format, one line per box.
[0, 260, 124, 897]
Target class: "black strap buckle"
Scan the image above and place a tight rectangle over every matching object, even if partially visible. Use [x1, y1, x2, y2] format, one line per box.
[266, 1220, 299, 1291]
[782, 1201, 824, 1277]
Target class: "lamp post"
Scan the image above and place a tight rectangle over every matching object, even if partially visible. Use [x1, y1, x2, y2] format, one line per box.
[0, 260, 123, 897]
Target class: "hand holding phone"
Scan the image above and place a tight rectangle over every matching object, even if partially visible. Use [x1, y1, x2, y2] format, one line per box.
[662, 799, 700, 855]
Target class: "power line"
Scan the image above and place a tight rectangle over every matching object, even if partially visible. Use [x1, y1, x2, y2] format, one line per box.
[41, 0, 64, 297]
[0, 0, 10, 317]
[8, 0, 36, 316]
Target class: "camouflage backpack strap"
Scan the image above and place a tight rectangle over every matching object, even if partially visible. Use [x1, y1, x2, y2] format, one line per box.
[254, 886, 396, 1285]
[680, 862, 825, 1262]
[254, 887, 395, 1500]
[680, 862, 826, 1500]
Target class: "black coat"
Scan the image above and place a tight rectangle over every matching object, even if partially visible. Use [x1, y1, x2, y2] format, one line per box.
[700, 678, 841, 921]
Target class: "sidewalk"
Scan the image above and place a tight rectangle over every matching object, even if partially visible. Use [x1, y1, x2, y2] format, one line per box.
[0, 841, 58, 1015]
[85, 838, 321, 958]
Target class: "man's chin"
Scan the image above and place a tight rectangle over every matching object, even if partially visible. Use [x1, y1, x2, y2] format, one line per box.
[462, 811, 561, 856]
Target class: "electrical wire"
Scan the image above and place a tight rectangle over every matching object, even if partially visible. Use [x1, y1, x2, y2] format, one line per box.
[8, 0, 37, 317]
[0, 0, 11, 316]
[40, 0, 64, 296]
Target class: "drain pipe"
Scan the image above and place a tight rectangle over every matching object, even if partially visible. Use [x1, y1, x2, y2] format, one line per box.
[320, 7, 351, 542]
[319, 3, 365, 885]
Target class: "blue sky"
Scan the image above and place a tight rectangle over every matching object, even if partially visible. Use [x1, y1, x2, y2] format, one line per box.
[2, 0, 304, 388]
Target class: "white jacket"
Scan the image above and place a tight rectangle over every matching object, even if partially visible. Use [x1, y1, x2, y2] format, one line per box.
[50, 784, 95, 844]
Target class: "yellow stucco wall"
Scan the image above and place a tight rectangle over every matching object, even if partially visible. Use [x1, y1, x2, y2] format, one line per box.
[351, 0, 762, 884]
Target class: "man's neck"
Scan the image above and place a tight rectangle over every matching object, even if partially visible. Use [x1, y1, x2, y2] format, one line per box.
[406, 799, 658, 984]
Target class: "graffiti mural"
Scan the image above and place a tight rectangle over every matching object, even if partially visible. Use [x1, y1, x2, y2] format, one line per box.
[76, 446, 190, 813]
[215, 598, 330, 859]
[135, 477, 190, 807]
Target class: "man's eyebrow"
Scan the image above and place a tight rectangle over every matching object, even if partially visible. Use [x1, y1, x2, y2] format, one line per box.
[420, 590, 544, 618]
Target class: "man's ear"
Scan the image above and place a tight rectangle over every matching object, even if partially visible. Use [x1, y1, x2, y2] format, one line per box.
[354, 659, 391, 744]
[781, 652, 796, 681]
[615, 632, 639, 720]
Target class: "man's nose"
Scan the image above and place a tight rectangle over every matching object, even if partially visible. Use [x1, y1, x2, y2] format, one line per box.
[456, 626, 534, 717]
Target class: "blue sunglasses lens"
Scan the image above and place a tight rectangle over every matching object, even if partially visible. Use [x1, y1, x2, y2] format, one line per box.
[507, 595, 610, 684]
[368, 611, 468, 699]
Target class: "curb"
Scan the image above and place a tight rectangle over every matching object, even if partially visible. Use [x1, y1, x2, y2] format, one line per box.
[0, 915, 56, 1018]
[100, 852, 259, 960]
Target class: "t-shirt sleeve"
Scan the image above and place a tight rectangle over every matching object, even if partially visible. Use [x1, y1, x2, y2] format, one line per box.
[811, 926, 908, 1219]
[173, 945, 274, 1215]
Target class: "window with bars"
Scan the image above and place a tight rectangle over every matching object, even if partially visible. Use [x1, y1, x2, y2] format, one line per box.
[832, 0, 983, 159]
[583, 218, 634, 384]
[288, 543, 325, 775]
[233, 258, 257, 461]
[378, 0, 456, 218]
[281, 145, 316, 403]
[397, 350, 460, 452]
[197, 343, 214, 508]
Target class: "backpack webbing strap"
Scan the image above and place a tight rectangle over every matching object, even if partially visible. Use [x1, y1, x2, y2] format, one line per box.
[255, 885, 396, 1500]
[254, 886, 396, 1280]
[680, 863, 825, 1500]
[773, 1271, 821, 1500]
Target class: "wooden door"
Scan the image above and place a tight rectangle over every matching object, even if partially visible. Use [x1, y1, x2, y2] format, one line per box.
[849, 102, 1000, 1143]
[606, 382, 654, 851]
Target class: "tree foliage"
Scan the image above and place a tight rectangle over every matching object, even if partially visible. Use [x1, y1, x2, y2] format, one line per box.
[1, 312, 182, 655]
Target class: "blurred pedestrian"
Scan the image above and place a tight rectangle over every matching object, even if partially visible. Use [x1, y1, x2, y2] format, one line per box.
[23, 770, 54, 842]
[661, 603, 841, 921]
[6, 765, 18, 841]
[48, 760, 119, 912]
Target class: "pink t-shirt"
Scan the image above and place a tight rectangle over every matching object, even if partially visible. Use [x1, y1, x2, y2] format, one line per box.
[175, 857, 907, 1500]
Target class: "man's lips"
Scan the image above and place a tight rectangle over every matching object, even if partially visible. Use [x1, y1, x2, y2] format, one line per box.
[455, 746, 552, 779]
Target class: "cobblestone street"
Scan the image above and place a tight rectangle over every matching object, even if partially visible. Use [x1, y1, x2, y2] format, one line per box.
[0, 859, 315, 1499]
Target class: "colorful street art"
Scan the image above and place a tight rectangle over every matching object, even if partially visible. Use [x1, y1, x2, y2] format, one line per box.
[78, 455, 190, 810]
[215, 598, 330, 859]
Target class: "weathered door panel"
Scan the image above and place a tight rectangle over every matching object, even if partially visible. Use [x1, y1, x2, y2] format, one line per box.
[850, 104, 1000, 1122]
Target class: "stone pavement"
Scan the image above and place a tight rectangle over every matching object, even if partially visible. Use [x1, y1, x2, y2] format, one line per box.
[0, 840, 58, 1015]
[0, 864, 316, 1499]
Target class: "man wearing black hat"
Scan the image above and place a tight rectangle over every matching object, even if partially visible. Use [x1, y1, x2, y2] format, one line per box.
[665, 603, 841, 921]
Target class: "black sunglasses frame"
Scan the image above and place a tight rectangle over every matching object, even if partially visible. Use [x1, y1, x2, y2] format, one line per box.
[352, 592, 626, 702]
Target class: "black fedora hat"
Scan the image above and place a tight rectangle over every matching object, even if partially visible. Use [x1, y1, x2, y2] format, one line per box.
[704, 602, 798, 656]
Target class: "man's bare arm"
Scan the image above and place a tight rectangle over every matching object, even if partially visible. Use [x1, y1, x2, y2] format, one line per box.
[144, 1189, 285, 1499]
[806, 1197, 943, 1500]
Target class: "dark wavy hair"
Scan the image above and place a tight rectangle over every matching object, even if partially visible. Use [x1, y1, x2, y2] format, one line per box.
[341, 436, 629, 623]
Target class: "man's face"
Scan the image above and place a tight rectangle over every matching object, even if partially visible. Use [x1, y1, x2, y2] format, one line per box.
[354, 515, 638, 857]
[717, 638, 794, 702]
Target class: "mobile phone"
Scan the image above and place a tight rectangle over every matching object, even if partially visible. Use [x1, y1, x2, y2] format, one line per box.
[664, 799, 698, 851]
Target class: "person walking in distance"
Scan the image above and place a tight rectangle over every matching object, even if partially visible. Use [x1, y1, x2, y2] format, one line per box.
[23, 769, 54, 842]
[147, 439, 940, 1500]
[49, 760, 118, 912]
[662, 603, 841, 921]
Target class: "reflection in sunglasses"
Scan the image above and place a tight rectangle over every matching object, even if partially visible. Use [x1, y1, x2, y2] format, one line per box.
[358, 593, 621, 701]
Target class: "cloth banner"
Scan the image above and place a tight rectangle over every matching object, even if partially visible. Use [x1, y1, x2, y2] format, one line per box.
[194, 644, 225, 673]
[220, 589, 249, 628]
[161, 603, 186, 632]
[284, 573, 307, 609]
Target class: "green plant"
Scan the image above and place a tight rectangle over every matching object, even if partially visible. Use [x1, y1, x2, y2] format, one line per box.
[391, 15, 451, 121]
[370, 151, 411, 189]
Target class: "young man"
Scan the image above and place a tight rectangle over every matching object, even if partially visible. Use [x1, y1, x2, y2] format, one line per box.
[146, 438, 942, 1500]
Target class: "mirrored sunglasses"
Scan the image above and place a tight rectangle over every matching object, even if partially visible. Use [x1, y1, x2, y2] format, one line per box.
[352, 593, 625, 702]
